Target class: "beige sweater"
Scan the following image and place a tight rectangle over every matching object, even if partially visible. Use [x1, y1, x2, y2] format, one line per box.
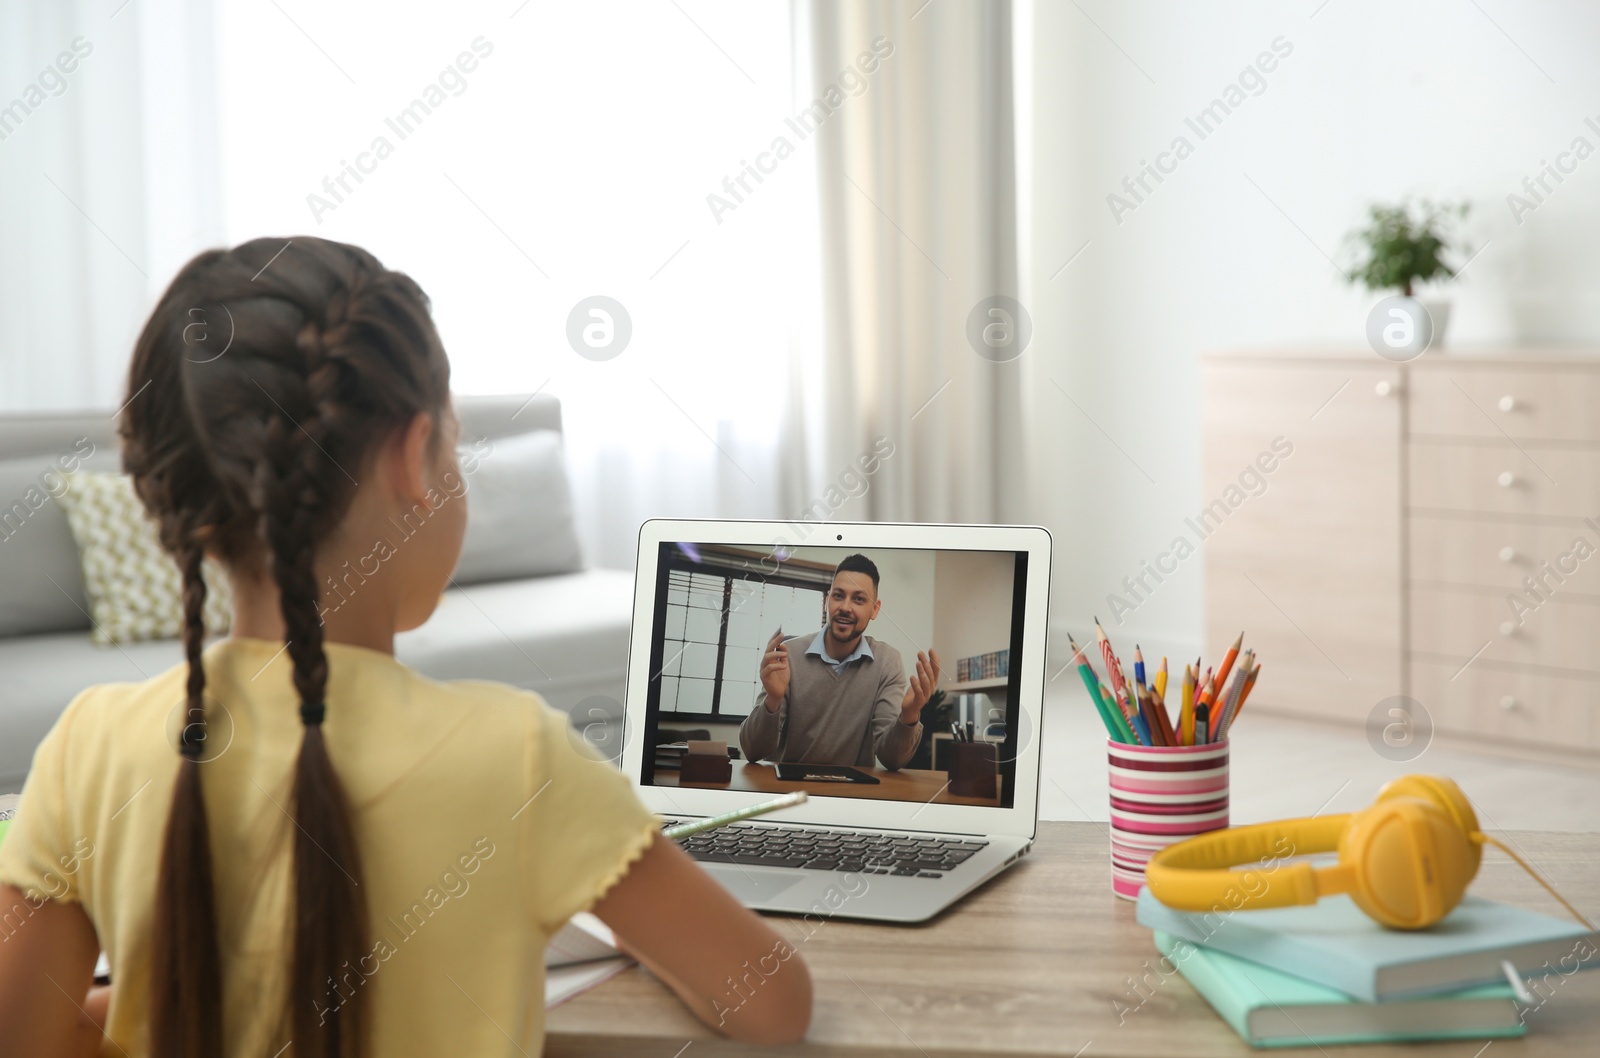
[738, 634, 921, 770]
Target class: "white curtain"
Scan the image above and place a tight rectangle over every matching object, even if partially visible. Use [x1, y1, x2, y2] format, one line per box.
[1, 0, 1027, 563]
[209, 0, 824, 572]
[0, 0, 224, 412]
[797, 0, 1030, 525]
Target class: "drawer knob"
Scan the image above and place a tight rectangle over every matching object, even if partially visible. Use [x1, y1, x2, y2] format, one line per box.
[1498, 395, 1517, 413]
[1500, 695, 1520, 711]
[1375, 380, 1394, 397]
[1498, 546, 1517, 563]
[1499, 620, 1518, 637]
[1497, 470, 1517, 488]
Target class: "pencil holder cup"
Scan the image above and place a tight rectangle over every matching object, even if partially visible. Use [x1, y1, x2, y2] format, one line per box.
[948, 741, 999, 799]
[1106, 738, 1229, 900]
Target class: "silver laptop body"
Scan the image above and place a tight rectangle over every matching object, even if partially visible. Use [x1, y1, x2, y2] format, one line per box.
[620, 520, 1051, 924]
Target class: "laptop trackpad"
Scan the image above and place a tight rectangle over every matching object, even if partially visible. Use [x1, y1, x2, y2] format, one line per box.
[702, 864, 806, 903]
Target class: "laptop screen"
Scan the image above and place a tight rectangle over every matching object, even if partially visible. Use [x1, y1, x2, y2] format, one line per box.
[638, 540, 1029, 810]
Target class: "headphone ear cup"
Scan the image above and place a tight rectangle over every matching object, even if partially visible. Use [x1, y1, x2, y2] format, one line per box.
[1376, 775, 1483, 876]
[1340, 798, 1477, 929]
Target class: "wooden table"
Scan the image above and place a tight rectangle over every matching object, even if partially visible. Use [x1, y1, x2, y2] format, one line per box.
[654, 762, 1004, 807]
[547, 822, 1600, 1056]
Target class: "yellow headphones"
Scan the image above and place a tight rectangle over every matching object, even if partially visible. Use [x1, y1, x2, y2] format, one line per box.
[1146, 775, 1493, 930]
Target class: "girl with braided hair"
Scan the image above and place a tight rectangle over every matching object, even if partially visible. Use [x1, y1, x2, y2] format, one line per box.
[0, 237, 811, 1057]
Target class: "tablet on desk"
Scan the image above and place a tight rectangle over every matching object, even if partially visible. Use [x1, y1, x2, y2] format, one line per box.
[774, 763, 880, 784]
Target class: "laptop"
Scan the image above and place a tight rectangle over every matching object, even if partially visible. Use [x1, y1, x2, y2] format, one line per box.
[620, 519, 1051, 923]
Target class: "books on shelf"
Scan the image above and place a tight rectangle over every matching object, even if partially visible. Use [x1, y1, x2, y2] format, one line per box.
[957, 649, 1009, 683]
[1152, 931, 1526, 1047]
[1137, 888, 1600, 1003]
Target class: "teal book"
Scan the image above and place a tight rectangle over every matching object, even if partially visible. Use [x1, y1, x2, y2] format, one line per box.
[1153, 931, 1527, 1048]
[1138, 887, 1599, 1002]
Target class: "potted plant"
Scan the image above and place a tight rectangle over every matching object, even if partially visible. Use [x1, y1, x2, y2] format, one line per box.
[910, 688, 951, 770]
[1344, 200, 1471, 346]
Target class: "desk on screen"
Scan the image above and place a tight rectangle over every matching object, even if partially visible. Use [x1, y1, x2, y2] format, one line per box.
[653, 762, 1003, 807]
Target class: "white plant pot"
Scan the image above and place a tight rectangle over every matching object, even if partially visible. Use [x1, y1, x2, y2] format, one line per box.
[1418, 299, 1451, 348]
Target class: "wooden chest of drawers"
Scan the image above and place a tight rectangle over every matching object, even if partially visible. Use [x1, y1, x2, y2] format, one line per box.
[1204, 352, 1600, 763]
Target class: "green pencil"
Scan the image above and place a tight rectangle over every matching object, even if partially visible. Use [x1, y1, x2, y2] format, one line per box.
[662, 791, 808, 839]
[1070, 635, 1131, 743]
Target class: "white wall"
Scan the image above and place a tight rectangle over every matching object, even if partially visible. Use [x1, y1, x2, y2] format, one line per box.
[932, 549, 1016, 665]
[1024, 0, 1600, 663]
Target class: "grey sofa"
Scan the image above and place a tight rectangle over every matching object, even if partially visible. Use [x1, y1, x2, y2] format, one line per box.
[0, 394, 633, 791]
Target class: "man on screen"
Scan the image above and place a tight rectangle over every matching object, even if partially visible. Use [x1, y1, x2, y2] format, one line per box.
[739, 553, 941, 771]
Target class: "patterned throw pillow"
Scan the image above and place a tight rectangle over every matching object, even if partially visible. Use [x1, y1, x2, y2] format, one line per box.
[56, 472, 234, 645]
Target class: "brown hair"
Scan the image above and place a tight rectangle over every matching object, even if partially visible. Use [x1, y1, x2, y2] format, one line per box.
[120, 237, 451, 1057]
[833, 553, 879, 593]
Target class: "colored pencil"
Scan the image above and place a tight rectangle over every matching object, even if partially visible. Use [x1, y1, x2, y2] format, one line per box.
[1108, 651, 1138, 726]
[1221, 661, 1261, 738]
[1065, 635, 1110, 735]
[1100, 681, 1119, 717]
[1069, 634, 1131, 744]
[1179, 664, 1196, 746]
[1095, 619, 1127, 700]
[1104, 679, 1137, 745]
[1102, 680, 1137, 740]
[1158, 656, 1184, 745]
[664, 792, 808, 838]
[1118, 677, 1151, 747]
[1214, 653, 1252, 741]
[1130, 706, 1153, 746]
[1133, 645, 1148, 699]
[1208, 631, 1244, 707]
[1239, 664, 1260, 711]
[1139, 681, 1164, 745]
[1147, 682, 1177, 747]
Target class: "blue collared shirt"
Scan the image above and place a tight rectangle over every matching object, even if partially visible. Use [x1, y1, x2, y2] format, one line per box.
[805, 628, 874, 675]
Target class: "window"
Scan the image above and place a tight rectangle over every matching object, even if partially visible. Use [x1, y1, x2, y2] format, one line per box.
[658, 561, 830, 720]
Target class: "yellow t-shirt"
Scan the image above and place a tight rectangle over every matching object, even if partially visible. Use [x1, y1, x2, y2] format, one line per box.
[0, 636, 659, 1057]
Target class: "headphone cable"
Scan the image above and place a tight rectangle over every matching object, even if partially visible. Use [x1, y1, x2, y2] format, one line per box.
[1473, 832, 1596, 930]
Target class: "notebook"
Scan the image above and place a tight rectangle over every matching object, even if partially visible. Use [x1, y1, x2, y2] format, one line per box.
[1152, 931, 1526, 1047]
[1137, 888, 1599, 1002]
[545, 913, 633, 1008]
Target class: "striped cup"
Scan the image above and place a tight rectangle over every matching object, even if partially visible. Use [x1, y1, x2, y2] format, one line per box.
[1107, 738, 1229, 900]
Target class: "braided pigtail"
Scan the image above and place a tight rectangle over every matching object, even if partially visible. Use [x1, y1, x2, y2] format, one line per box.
[255, 330, 370, 1058]
[149, 540, 224, 1057]
[125, 236, 451, 1058]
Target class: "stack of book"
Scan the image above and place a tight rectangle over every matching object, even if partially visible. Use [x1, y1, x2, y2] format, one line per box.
[653, 742, 689, 771]
[1136, 888, 1599, 1047]
[653, 741, 740, 771]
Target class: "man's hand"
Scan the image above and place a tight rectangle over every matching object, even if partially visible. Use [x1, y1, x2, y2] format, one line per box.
[899, 649, 941, 723]
[759, 630, 791, 711]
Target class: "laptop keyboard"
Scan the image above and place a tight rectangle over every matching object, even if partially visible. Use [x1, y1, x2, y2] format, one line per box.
[660, 820, 987, 878]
